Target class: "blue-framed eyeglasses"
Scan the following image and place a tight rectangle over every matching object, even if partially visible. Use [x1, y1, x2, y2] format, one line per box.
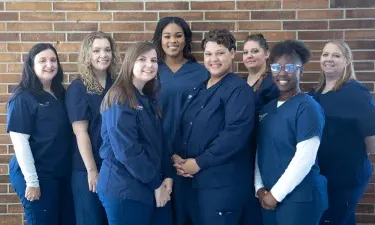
[270, 64, 302, 74]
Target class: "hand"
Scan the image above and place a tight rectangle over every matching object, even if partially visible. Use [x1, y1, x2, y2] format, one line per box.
[180, 158, 200, 175]
[173, 155, 193, 178]
[257, 187, 267, 202]
[87, 170, 98, 193]
[162, 178, 173, 195]
[25, 186, 41, 201]
[154, 184, 171, 207]
[172, 154, 186, 165]
[261, 192, 278, 210]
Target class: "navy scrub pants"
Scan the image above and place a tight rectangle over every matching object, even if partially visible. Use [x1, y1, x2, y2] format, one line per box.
[173, 177, 250, 225]
[98, 193, 173, 225]
[71, 170, 108, 225]
[9, 168, 76, 225]
[320, 183, 369, 225]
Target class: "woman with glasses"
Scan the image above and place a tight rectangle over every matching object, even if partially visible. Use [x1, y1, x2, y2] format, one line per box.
[254, 40, 327, 225]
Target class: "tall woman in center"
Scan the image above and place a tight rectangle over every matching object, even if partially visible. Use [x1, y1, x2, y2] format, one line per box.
[152, 17, 209, 156]
[173, 29, 256, 225]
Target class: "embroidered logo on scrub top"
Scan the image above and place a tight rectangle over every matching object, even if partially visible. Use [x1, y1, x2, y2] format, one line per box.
[39, 102, 50, 107]
[187, 94, 193, 99]
[259, 113, 267, 122]
[136, 105, 144, 111]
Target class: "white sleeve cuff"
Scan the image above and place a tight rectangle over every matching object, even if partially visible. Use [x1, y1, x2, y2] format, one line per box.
[254, 150, 264, 197]
[10, 131, 39, 187]
[270, 136, 320, 202]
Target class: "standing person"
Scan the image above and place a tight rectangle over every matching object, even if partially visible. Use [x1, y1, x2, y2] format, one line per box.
[243, 33, 279, 111]
[97, 41, 173, 225]
[151, 16, 209, 156]
[7, 43, 75, 225]
[173, 29, 256, 225]
[309, 40, 375, 225]
[255, 40, 328, 225]
[65, 31, 119, 225]
[241, 33, 280, 225]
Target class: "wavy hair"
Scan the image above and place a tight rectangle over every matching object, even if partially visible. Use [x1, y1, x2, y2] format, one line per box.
[152, 17, 196, 63]
[78, 31, 120, 94]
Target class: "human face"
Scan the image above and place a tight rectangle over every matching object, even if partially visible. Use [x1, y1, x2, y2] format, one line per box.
[90, 38, 112, 73]
[320, 43, 347, 79]
[242, 40, 269, 71]
[271, 55, 301, 94]
[204, 41, 235, 78]
[132, 49, 158, 89]
[33, 49, 58, 85]
[161, 23, 186, 59]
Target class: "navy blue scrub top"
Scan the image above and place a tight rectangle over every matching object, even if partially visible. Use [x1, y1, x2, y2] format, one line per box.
[310, 80, 375, 188]
[176, 73, 256, 188]
[97, 87, 173, 205]
[158, 61, 209, 154]
[257, 94, 326, 202]
[65, 75, 113, 171]
[248, 73, 279, 112]
[7, 90, 73, 179]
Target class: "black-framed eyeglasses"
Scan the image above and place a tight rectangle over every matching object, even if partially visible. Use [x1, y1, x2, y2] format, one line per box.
[270, 64, 302, 74]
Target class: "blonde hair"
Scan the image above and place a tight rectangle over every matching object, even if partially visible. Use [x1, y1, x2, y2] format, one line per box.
[315, 40, 357, 92]
[78, 31, 120, 94]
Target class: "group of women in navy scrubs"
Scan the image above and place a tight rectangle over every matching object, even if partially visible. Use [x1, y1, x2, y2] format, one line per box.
[7, 15, 375, 225]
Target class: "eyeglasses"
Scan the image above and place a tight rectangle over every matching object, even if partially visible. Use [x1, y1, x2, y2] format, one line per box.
[270, 64, 302, 74]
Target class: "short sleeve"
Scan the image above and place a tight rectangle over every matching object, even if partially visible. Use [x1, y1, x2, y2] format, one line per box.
[347, 83, 375, 136]
[7, 93, 34, 134]
[296, 98, 325, 143]
[65, 79, 91, 123]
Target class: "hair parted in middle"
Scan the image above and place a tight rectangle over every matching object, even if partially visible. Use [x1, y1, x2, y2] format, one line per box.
[101, 41, 161, 114]
[315, 40, 356, 92]
[244, 33, 270, 91]
[201, 29, 236, 51]
[152, 16, 196, 63]
[78, 31, 120, 94]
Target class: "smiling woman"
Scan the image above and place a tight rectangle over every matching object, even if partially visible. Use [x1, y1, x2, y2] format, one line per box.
[171, 29, 258, 225]
[255, 40, 327, 225]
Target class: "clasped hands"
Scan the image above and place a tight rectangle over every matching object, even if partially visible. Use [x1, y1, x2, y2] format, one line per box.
[172, 154, 200, 177]
[155, 178, 173, 208]
[257, 187, 278, 210]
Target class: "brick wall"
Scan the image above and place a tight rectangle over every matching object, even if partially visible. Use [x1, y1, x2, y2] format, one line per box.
[0, 1, 374, 224]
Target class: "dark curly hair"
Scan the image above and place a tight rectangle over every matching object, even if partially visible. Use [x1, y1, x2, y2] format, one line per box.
[201, 29, 236, 51]
[269, 40, 311, 65]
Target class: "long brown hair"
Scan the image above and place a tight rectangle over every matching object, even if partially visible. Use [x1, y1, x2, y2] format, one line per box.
[244, 33, 270, 91]
[315, 40, 357, 92]
[78, 31, 120, 94]
[101, 42, 161, 115]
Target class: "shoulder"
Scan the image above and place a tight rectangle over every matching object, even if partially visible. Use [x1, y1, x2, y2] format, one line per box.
[66, 78, 85, 93]
[297, 94, 324, 117]
[342, 80, 372, 97]
[10, 90, 35, 104]
[223, 73, 250, 90]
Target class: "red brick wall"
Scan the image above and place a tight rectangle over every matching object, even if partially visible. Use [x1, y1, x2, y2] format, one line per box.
[0, 1, 374, 224]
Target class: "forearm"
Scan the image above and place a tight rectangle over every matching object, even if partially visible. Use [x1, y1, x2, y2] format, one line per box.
[75, 132, 98, 173]
[271, 137, 320, 202]
[10, 132, 39, 187]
